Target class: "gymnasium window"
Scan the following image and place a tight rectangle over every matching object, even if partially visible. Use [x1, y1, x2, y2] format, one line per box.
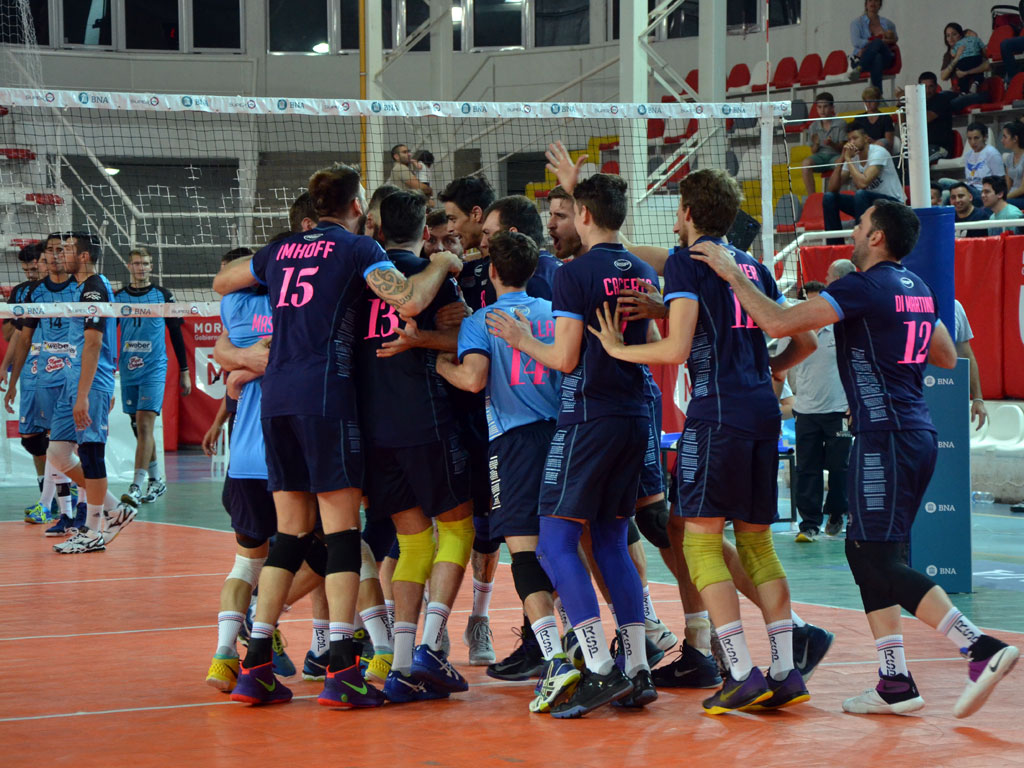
[62, 0, 112, 46]
[125, 0, 178, 51]
[193, 0, 242, 50]
[0, 0, 49, 45]
[535, 0, 588, 47]
[269, 0, 328, 52]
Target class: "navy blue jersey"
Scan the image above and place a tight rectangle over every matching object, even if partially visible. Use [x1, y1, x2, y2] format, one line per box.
[551, 242, 657, 426]
[250, 221, 396, 419]
[820, 261, 939, 433]
[71, 273, 117, 393]
[115, 284, 176, 384]
[7, 280, 39, 388]
[355, 249, 460, 448]
[663, 237, 784, 439]
[458, 249, 562, 311]
[24, 276, 78, 389]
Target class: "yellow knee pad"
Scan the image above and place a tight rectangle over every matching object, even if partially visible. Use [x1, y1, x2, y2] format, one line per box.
[393, 527, 435, 584]
[682, 532, 732, 592]
[434, 516, 474, 568]
[735, 530, 786, 586]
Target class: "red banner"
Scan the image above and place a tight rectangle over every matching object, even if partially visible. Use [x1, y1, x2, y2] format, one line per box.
[954, 236, 1005, 399]
[177, 316, 224, 446]
[1003, 236, 1024, 398]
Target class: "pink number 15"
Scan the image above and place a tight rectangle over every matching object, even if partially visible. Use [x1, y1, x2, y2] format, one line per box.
[277, 266, 318, 308]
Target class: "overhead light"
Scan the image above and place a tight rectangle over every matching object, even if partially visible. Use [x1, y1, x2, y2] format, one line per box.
[103, 167, 120, 176]
[312, 41, 329, 53]
[451, 6, 463, 23]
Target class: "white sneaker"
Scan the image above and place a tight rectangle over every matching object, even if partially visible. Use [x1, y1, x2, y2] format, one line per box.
[141, 478, 166, 503]
[953, 638, 1020, 719]
[463, 615, 495, 666]
[102, 503, 138, 544]
[645, 618, 679, 652]
[843, 674, 925, 715]
[121, 483, 143, 507]
[54, 529, 106, 554]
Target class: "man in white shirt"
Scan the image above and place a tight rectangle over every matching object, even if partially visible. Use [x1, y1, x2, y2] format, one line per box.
[963, 122, 1004, 201]
[823, 124, 905, 244]
[953, 299, 988, 431]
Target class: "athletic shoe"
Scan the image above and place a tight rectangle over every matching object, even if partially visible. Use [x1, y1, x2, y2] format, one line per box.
[24, 502, 43, 523]
[530, 654, 581, 713]
[562, 631, 584, 670]
[411, 644, 469, 693]
[645, 618, 678, 653]
[230, 661, 292, 705]
[651, 642, 723, 689]
[302, 649, 329, 681]
[141, 477, 166, 503]
[352, 627, 375, 661]
[318, 662, 386, 708]
[271, 628, 296, 678]
[795, 529, 818, 543]
[703, 667, 772, 714]
[44, 514, 76, 537]
[101, 502, 138, 544]
[54, 529, 105, 554]
[953, 635, 1020, 718]
[206, 652, 240, 692]
[613, 668, 658, 708]
[24, 502, 57, 525]
[487, 624, 544, 681]
[793, 623, 835, 681]
[120, 483, 143, 507]
[550, 666, 633, 719]
[742, 668, 810, 710]
[66, 502, 87, 536]
[842, 672, 925, 715]
[382, 669, 450, 703]
[824, 515, 844, 537]
[464, 615, 495, 666]
[365, 652, 393, 684]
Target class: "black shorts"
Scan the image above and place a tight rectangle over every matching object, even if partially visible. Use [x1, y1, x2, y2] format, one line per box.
[489, 420, 556, 539]
[456, 407, 495, 537]
[363, 433, 471, 520]
[261, 415, 363, 494]
[846, 429, 937, 543]
[539, 415, 647, 522]
[672, 418, 778, 524]
[223, 475, 277, 543]
[637, 394, 665, 499]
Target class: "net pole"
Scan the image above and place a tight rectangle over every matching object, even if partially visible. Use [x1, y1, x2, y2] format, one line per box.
[905, 84, 930, 208]
[759, 0, 774, 263]
[618, 0, 648, 242]
[359, 0, 368, 182]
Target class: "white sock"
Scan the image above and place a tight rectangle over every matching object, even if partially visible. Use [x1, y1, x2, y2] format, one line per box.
[310, 618, 329, 655]
[530, 616, 561, 660]
[103, 490, 119, 511]
[642, 586, 659, 623]
[621, 621, 650, 675]
[216, 610, 245, 653]
[938, 608, 981, 652]
[359, 604, 394, 653]
[716, 620, 753, 680]
[148, 460, 159, 480]
[791, 609, 807, 628]
[384, 599, 395, 633]
[86, 503, 103, 532]
[133, 468, 148, 489]
[422, 602, 451, 651]
[329, 621, 354, 644]
[876, 634, 909, 677]
[767, 619, 794, 680]
[554, 597, 572, 634]
[250, 621, 275, 642]
[38, 471, 57, 508]
[684, 611, 711, 655]
[392, 621, 417, 673]
[471, 578, 493, 618]
[574, 618, 614, 674]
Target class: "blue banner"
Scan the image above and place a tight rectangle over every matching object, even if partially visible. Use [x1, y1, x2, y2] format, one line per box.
[904, 206, 955, 330]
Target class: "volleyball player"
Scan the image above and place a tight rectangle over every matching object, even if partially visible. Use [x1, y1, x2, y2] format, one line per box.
[214, 164, 461, 708]
[692, 199, 1019, 718]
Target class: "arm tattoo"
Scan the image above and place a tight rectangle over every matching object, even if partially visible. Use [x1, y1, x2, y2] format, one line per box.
[367, 268, 415, 308]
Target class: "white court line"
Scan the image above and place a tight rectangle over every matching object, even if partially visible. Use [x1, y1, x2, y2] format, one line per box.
[0, 572, 226, 588]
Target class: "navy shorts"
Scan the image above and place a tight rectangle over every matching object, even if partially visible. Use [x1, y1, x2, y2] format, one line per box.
[456, 407, 495, 538]
[363, 432, 471, 520]
[223, 475, 277, 543]
[846, 429, 938, 543]
[672, 418, 778, 524]
[539, 415, 647, 522]
[638, 394, 665, 499]
[261, 415, 362, 494]
[489, 419, 556, 538]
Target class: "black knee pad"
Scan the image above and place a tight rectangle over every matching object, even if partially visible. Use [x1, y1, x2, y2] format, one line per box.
[473, 532, 502, 555]
[511, 550, 553, 602]
[129, 412, 138, 439]
[265, 532, 313, 574]
[325, 529, 361, 575]
[846, 540, 935, 615]
[20, 433, 49, 457]
[362, 516, 397, 563]
[79, 442, 107, 479]
[305, 534, 328, 577]
[634, 499, 670, 550]
[57, 482, 71, 497]
[235, 532, 267, 550]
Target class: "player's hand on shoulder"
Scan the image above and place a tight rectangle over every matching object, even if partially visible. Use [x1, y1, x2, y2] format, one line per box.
[587, 301, 626, 353]
[435, 301, 471, 330]
[688, 240, 741, 281]
[244, 338, 270, 374]
[486, 308, 532, 348]
[618, 281, 667, 320]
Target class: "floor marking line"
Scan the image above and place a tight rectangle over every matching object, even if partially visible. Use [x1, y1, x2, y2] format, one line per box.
[0, 572, 226, 588]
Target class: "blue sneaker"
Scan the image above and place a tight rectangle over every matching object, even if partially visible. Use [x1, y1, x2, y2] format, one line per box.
[45, 514, 76, 537]
[318, 662, 386, 708]
[741, 668, 810, 711]
[229, 661, 292, 705]
[67, 502, 87, 534]
[238, 603, 254, 647]
[530, 654, 582, 713]
[271, 628, 296, 677]
[24, 502, 56, 525]
[652, 642, 723, 689]
[382, 669, 451, 703]
[411, 644, 469, 693]
[302, 649, 329, 681]
[793, 623, 835, 681]
[702, 667, 771, 715]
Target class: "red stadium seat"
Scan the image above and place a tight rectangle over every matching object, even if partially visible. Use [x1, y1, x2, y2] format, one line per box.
[952, 130, 964, 159]
[1004, 72, 1024, 105]
[771, 56, 798, 89]
[859, 45, 901, 79]
[685, 68, 699, 93]
[988, 24, 1016, 62]
[647, 119, 665, 140]
[823, 49, 848, 77]
[794, 193, 853, 232]
[0, 147, 35, 160]
[977, 77, 1008, 112]
[600, 161, 619, 175]
[25, 193, 63, 206]
[727, 63, 750, 90]
[796, 53, 824, 86]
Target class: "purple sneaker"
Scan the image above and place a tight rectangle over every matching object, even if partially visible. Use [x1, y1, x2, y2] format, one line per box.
[742, 668, 810, 711]
[843, 672, 924, 714]
[702, 667, 771, 714]
[318, 662, 386, 709]
[411, 644, 468, 693]
[229, 661, 292, 706]
[954, 635, 1020, 718]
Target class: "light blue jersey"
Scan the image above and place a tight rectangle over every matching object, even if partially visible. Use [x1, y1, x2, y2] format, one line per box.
[457, 291, 561, 441]
[115, 284, 175, 384]
[70, 273, 117, 394]
[25, 276, 79, 389]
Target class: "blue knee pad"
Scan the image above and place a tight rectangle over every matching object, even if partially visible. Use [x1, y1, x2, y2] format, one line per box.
[79, 442, 107, 479]
[537, 516, 599, 628]
[590, 518, 645, 626]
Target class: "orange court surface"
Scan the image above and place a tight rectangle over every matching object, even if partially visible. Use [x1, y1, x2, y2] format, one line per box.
[2, 519, 1022, 768]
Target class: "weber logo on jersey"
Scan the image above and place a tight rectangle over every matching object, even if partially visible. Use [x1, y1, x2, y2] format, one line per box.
[42, 341, 77, 357]
[124, 340, 153, 353]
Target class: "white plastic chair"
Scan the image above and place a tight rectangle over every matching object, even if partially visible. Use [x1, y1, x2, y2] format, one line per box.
[983, 404, 1024, 454]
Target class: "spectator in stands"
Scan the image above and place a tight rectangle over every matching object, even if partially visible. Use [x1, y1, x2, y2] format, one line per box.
[917, 72, 956, 160]
[980, 175, 1024, 234]
[940, 24, 989, 98]
[953, 299, 988, 431]
[848, 0, 897, 91]
[1000, 23, 1024, 84]
[950, 181, 992, 238]
[825, 258, 857, 285]
[822, 124, 905, 244]
[964, 123, 1005, 201]
[851, 85, 895, 151]
[424, 207, 463, 259]
[386, 143, 432, 197]
[931, 182, 943, 206]
[800, 93, 848, 196]
[1002, 121, 1024, 207]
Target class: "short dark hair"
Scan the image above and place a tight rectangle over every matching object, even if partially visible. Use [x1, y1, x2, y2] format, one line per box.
[983, 175, 1008, 199]
[919, 71, 938, 84]
[390, 143, 408, 160]
[413, 149, 434, 166]
[222, 246, 254, 264]
[489, 231, 539, 289]
[930, 182, 942, 192]
[484, 195, 545, 244]
[379, 190, 427, 245]
[678, 168, 741, 238]
[815, 92, 835, 105]
[439, 175, 495, 216]
[802, 280, 826, 295]
[965, 121, 986, 138]
[289, 191, 317, 232]
[17, 242, 41, 262]
[67, 231, 101, 262]
[572, 173, 628, 231]
[368, 184, 401, 213]
[867, 200, 920, 260]
[948, 181, 971, 195]
[308, 164, 362, 218]
[547, 185, 573, 204]
[426, 207, 448, 228]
